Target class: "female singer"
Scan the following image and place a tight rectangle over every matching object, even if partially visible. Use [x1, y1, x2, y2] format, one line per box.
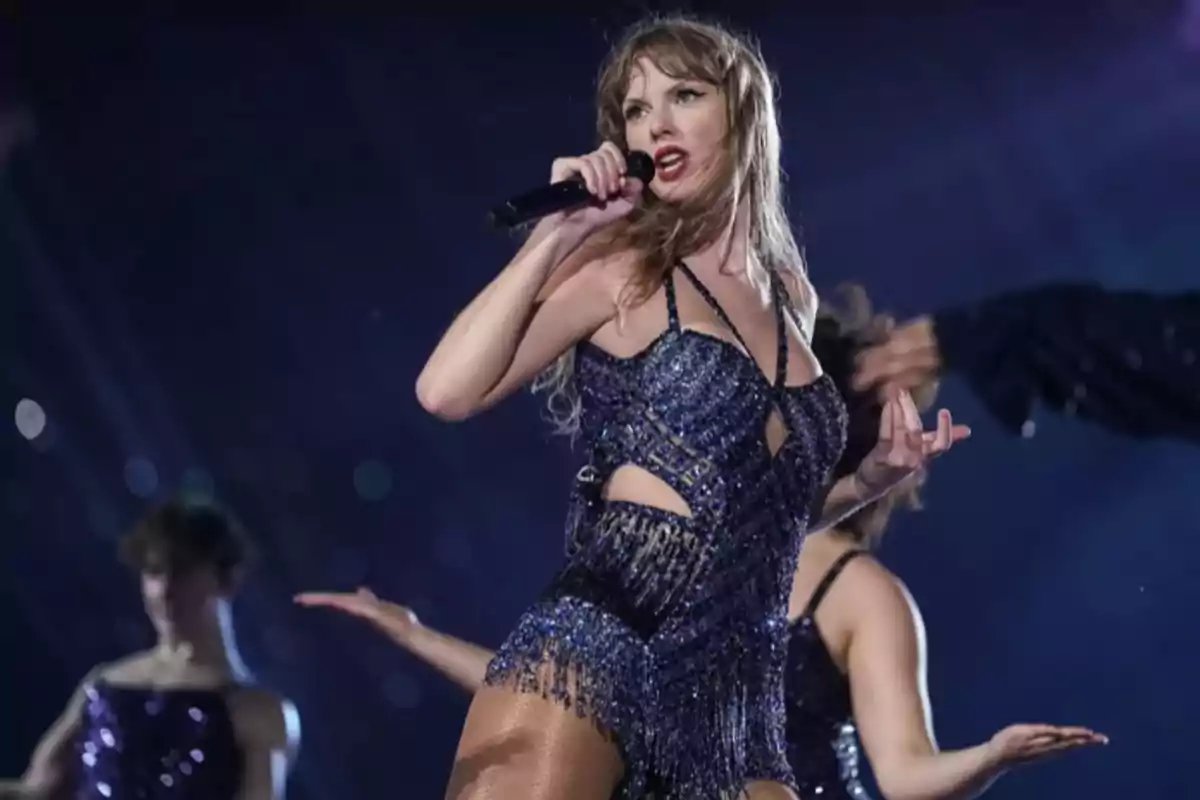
[413, 13, 969, 799]
[0, 498, 300, 800]
[302, 290, 1101, 799]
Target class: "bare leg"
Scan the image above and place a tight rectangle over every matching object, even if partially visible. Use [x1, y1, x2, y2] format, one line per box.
[446, 679, 624, 800]
[740, 780, 802, 800]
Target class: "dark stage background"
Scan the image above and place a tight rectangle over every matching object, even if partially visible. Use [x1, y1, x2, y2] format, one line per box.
[2, 3, 1198, 798]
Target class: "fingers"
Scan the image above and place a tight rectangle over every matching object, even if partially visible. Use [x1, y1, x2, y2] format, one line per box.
[294, 590, 374, 616]
[293, 591, 350, 606]
[935, 409, 952, 450]
[597, 141, 626, 194]
[1006, 723, 1110, 762]
[897, 388, 922, 433]
[877, 393, 895, 443]
[890, 396, 908, 447]
[895, 389, 926, 452]
[576, 156, 604, 198]
[550, 142, 633, 204]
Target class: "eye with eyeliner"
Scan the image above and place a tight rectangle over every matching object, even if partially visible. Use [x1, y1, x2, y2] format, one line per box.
[624, 87, 704, 120]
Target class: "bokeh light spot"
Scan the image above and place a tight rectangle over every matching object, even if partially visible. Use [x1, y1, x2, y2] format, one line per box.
[124, 457, 160, 498]
[14, 398, 46, 440]
[353, 459, 392, 502]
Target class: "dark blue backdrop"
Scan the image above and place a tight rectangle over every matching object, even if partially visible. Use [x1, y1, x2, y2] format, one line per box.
[2, 5, 1198, 798]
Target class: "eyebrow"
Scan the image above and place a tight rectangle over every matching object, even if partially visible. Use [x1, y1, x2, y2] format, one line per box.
[624, 79, 702, 103]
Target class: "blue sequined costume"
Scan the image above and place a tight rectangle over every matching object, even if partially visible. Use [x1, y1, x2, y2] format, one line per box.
[485, 263, 847, 799]
[76, 681, 243, 800]
[785, 549, 869, 799]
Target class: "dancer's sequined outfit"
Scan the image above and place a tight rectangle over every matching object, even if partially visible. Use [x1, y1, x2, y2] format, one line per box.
[76, 681, 243, 799]
[786, 549, 870, 799]
[485, 263, 847, 799]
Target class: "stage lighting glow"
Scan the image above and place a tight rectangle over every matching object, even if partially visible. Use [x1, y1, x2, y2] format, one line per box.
[14, 398, 46, 440]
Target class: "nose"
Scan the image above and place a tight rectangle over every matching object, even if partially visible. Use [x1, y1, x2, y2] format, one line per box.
[647, 105, 675, 142]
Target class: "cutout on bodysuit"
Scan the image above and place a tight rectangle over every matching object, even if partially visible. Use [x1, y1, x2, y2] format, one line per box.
[604, 464, 693, 518]
[763, 407, 789, 457]
[678, 322, 794, 459]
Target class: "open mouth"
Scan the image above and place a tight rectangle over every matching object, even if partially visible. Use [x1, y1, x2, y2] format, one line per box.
[654, 146, 689, 183]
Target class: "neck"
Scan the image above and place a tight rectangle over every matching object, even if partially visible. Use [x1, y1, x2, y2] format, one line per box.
[156, 599, 249, 679]
[689, 201, 751, 276]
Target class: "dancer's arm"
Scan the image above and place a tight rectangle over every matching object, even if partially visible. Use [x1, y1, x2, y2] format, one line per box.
[233, 690, 301, 800]
[294, 590, 493, 693]
[854, 283, 1200, 441]
[0, 666, 104, 800]
[847, 568, 1103, 800]
[416, 145, 641, 421]
[394, 624, 494, 692]
[810, 397, 968, 534]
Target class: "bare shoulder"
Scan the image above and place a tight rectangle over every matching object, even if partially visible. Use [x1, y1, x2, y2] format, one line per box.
[228, 685, 301, 751]
[92, 651, 155, 684]
[842, 556, 919, 627]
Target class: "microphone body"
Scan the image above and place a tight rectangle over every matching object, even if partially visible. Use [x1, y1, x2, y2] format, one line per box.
[488, 150, 655, 229]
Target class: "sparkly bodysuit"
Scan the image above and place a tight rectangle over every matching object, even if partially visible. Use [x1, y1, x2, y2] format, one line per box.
[76, 681, 243, 800]
[485, 263, 847, 799]
[785, 549, 869, 799]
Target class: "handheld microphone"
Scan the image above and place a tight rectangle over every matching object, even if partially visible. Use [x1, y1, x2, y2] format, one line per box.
[488, 150, 655, 229]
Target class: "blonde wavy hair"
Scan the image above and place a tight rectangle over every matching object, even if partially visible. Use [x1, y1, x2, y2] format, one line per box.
[532, 14, 814, 437]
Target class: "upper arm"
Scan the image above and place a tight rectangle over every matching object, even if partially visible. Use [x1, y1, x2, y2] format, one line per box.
[22, 668, 104, 797]
[475, 249, 632, 414]
[846, 571, 937, 791]
[236, 692, 301, 800]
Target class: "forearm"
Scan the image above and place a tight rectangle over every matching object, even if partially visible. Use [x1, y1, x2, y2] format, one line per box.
[416, 218, 588, 418]
[877, 743, 1004, 800]
[399, 625, 495, 693]
[808, 473, 874, 533]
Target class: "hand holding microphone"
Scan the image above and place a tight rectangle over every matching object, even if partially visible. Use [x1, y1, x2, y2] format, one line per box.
[488, 141, 655, 231]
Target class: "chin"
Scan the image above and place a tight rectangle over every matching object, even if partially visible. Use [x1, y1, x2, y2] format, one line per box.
[652, 183, 692, 203]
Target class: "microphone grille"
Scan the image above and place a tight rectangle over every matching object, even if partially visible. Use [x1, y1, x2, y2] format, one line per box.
[626, 150, 655, 183]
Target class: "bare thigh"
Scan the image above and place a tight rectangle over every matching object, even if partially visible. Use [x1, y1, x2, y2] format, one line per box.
[740, 780, 801, 800]
[445, 682, 624, 800]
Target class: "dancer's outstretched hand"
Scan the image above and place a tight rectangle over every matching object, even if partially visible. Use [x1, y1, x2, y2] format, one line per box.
[853, 387, 971, 498]
[989, 723, 1108, 768]
[294, 587, 420, 644]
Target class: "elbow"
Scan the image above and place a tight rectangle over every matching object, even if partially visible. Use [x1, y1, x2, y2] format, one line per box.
[873, 771, 901, 800]
[876, 779, 919, 800]
[872, 760, 920, 800]
[414, 374, 476, 422]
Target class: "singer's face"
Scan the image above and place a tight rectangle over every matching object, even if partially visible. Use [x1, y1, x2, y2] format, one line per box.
[622, 57, 727, 202]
